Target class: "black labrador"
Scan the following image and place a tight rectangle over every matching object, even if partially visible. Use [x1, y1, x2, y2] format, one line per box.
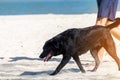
[40, 18, 120, 75]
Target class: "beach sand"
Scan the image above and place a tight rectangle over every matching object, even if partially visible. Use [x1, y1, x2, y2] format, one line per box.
[0, 12, 120, 79]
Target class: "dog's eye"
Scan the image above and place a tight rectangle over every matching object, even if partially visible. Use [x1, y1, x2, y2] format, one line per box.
[44, 48, 51, 52]
[44, 49, 47, 51]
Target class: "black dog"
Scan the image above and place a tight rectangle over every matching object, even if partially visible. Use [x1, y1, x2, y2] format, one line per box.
[40, 18, 120, 75]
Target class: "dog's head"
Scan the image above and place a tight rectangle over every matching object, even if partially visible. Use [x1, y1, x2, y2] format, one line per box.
[39, 36, 64, 62]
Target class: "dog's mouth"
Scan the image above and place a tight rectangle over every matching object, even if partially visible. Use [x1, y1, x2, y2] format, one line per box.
[44, 53, 52, 62]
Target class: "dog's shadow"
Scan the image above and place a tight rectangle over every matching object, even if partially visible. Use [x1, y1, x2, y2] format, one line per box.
[20, 68, 80, 76]
[9, 57, 93, 76]
[20, 70, 53, 76]
[9, 56, 62, 62]
[9, 56, 74, 63]
[9, 57, 41, 62]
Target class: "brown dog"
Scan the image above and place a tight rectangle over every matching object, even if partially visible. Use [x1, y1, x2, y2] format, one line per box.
[40, 18, 120, 75]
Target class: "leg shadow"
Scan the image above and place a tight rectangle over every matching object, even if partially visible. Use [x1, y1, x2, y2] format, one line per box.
[9, 57, 41, 62]
[20, 68, 80, 76]
[20, 70, 53, 76]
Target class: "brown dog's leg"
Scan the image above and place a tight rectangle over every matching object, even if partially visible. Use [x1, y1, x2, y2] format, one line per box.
[73, 55, 85, 73]
[90, 46, 102, 72]
[104, 44, 120, 70]
[103, 35, 120, 70]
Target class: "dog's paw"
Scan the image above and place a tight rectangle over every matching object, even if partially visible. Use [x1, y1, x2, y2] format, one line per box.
[88, 70, 95, 72]
[50, 73, 55, 75]
[49, 72, 57, 75]
[88, 69, 97, 72]
[81, 70, 86, 73]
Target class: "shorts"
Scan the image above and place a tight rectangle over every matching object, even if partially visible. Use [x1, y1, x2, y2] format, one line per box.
[97, 0, 118, 21]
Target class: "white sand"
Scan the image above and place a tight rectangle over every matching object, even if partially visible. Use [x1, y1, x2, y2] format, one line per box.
[0, 12, 120, 79]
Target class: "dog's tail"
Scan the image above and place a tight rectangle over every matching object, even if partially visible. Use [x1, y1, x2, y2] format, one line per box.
[105, 18, 120, 30]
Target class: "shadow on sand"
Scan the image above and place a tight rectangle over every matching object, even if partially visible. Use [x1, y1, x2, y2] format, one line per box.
[20, 70, 53, 76]
[9, 57, 41, 62]
[20, 68, 80, 76]
[9, 56, 75, 64]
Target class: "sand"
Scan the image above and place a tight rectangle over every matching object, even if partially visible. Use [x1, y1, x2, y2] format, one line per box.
[0, 12, 120, 80]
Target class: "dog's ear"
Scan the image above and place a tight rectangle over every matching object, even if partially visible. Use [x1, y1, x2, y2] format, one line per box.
[54, 41, 64, 50]
[54, 40, 60, 49]
[51, 35, 63, 49]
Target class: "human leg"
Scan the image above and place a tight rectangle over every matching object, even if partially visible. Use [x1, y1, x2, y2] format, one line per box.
[95, 18, 108, 63]
[96, 18, 108, 26]
[96, 0, 119, 63]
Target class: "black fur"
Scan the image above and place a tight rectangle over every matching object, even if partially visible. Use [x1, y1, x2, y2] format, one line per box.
[40, 18, 120, 75]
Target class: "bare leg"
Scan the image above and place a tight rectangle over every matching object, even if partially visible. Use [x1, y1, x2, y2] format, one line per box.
[96, 17, 108, 26]
[100, 17, 108, 26]
[95, 18, 108, 68]
[96, 18, 101, 25]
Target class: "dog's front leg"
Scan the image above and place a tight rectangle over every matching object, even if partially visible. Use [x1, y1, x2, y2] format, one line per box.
[50, 55, 71, 75]
[73, 55, 85, 73]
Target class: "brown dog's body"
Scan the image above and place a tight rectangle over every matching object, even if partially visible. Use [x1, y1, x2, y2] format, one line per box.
[40, 18, 120, 75]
